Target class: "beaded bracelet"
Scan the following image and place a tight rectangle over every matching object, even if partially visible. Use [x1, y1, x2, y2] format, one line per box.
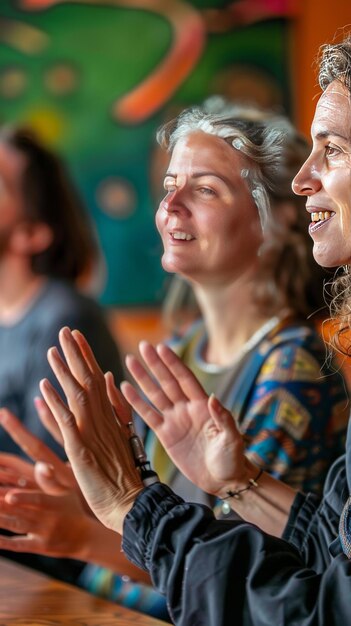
[223, 468, 263, 500]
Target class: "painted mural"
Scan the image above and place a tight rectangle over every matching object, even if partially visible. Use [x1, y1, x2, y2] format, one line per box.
[0, 0, 296, 305]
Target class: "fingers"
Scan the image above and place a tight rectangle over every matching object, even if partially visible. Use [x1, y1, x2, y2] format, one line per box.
[208, 395, 237, 432]
[34, 397, 64, 447]
[54, 328, 116, 429]
[120, 381, 164, 429]
[47, 345, 87, 411]
[39, 378, 86, 457]
[59, 327, 101, 387]
[0, 408, 75, 492]
[125, 350, 178, 413]
[60, 328, 106, 407]
[39, 377, 109, 510]
[5, 488, 66, 512]
[154, 343, 206, 400]
[0, 509, 36, 537]
[105, 372, 131, 427]
[0, 453, 35, 486]
[0, 408, 65, 471]
[47, 346, 96, 430]
[0, 534, 40, 553]
[139, 341, 189, 404]
[34, 462, 72, 496]
[72, 329, 105, 380]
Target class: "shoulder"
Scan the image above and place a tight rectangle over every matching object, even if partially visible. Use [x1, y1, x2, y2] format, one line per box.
[258, 323, 327, 382]
[30, 280, 118, 357]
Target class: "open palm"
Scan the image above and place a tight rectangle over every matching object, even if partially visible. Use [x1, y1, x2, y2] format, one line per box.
[122, 341, 248, 497]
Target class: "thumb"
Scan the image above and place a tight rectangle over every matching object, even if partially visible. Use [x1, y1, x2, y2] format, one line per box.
[208, 394, 239, 434]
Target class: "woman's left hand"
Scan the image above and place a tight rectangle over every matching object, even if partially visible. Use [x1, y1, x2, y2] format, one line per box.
[40, 327, 143, 535]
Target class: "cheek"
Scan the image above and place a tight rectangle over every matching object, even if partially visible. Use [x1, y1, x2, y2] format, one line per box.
[155, 206, 164, 235]
[327, 170, 351, 237]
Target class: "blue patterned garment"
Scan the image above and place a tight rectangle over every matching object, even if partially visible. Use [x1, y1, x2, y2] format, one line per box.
[147, 317, 349, 496]
[339, 495, 351, 558]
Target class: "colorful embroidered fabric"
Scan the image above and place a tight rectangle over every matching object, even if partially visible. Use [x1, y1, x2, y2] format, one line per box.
[146, 318, 348, 495]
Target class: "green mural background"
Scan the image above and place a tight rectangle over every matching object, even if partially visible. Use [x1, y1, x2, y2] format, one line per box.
[0, 0, 293, 306]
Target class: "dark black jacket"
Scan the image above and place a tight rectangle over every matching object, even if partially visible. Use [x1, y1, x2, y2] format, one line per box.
[122, 419, 351, 625]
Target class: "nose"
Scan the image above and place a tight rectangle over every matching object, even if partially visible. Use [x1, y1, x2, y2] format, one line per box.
[161, 186, 188, 214]
[292, 154, 322, 196]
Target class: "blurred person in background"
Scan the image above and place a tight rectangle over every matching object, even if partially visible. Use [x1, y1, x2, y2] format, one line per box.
[0, 126, 124, 582]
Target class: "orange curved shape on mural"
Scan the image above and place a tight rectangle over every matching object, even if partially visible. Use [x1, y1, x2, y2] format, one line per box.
[20, 0, 206, 124]
[20, 0, 57, 7]
[111, 1, 205, 124]
[203, 0, 298, 33]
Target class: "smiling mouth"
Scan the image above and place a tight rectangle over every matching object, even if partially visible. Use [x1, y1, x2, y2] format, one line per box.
[171, 231, 194, 241]
[310, 211, 334, 223]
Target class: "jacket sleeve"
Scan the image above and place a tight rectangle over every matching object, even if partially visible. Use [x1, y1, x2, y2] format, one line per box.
[282, 455, 347, 571]
[122, 483, 351, 626]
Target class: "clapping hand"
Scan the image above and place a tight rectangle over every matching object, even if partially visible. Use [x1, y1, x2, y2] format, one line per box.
[122, 341, 249, 498]
[0, 406, 96, 557]
[0, 399, 151, 579]
[40, 327, 143, 535]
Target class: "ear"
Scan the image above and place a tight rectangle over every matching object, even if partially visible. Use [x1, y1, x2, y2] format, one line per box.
[10, 222, 54, 256]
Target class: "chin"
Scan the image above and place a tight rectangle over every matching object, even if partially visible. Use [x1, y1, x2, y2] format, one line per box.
[161, 256, 181, 275]
[312, 244, 348, 269]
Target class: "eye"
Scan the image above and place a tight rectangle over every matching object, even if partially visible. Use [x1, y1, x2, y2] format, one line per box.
[197, 186, 216, 197]
[325, 143, 342, 158]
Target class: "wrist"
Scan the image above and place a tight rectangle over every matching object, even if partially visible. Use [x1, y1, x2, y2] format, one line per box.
[215, 459, 262, 500]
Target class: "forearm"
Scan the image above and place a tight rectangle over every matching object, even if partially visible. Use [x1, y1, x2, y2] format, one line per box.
[76, 516, 151, 584]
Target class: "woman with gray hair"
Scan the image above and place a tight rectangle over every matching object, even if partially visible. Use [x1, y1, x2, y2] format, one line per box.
[37, 33, 351, 625]
[143, 98, 346, 507]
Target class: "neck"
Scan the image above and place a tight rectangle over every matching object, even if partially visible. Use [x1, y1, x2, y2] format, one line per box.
[192, 273, 281, 366]
[0, 258, 47, 324]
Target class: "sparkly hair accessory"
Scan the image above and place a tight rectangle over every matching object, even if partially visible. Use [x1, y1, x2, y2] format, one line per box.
[241, 168, 249, 178]
[232, 138, 243, 150]
[339, 495, 351, 559]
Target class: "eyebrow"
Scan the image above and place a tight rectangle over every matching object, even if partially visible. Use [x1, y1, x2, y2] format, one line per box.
[165, 171, 233, 186]
[315, 130, 351, 142]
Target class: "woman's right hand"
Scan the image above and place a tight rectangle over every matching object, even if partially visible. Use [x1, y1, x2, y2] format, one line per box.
[0, 406, 99, 557]
[122, 341, 254, 498]
[0, 405, 150, 581]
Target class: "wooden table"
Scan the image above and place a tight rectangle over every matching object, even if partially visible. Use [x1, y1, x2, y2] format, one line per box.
[0, 556, 168, 625]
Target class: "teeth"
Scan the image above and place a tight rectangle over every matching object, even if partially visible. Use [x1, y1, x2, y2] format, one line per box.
[311, 211, 331, 222]
[172, 231, 193, 241]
